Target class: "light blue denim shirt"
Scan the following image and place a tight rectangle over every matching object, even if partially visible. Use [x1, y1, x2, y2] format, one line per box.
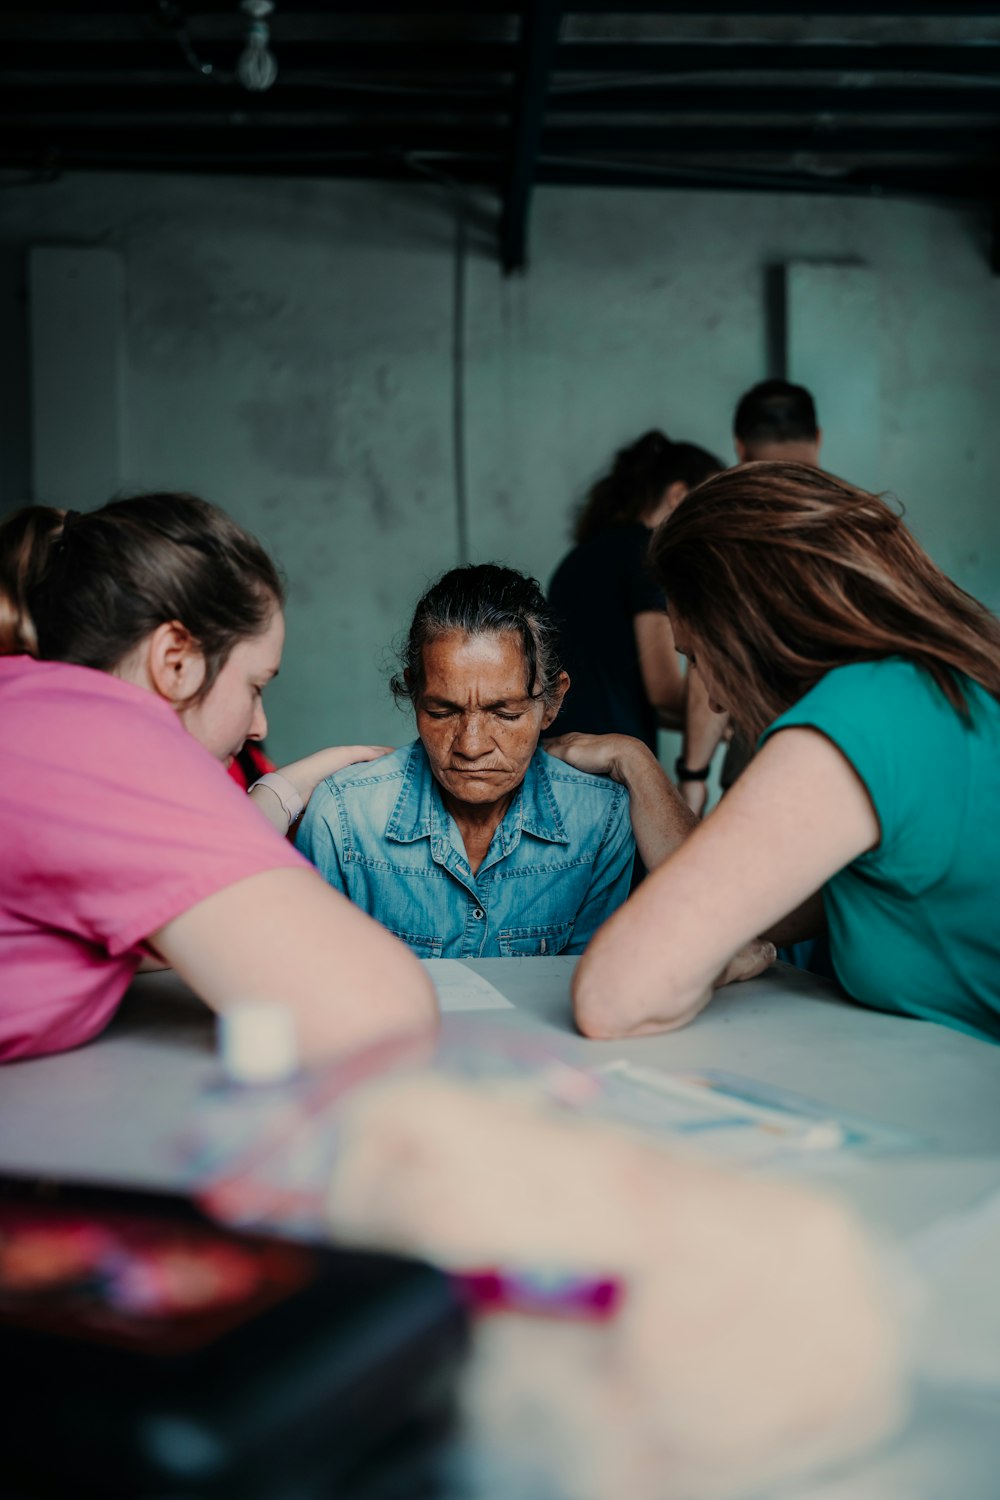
[295, 741, 634, 958]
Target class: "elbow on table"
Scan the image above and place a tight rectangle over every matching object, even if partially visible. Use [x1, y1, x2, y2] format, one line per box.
[571, 961, 698, 1041]
[384, 956, 440, 1038]
[569, 972, 635, 1041]
[328, 946, 440, 1060]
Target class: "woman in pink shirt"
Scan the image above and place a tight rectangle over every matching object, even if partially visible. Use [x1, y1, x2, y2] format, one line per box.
[0, 494, 436, 1062]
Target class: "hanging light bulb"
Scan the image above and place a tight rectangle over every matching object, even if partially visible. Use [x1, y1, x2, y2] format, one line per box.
[237, 0, 278, 93]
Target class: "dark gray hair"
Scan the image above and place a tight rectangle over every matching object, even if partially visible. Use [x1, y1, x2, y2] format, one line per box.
[391, 563, 564, 708]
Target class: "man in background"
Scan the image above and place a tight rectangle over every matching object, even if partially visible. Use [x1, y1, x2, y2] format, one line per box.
[732, 379, 822, 468]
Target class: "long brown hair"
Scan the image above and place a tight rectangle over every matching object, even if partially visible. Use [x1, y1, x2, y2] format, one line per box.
[0, 493, 284, 702]
[574, 431, 722, 543]
[650, 461, 1000, 740]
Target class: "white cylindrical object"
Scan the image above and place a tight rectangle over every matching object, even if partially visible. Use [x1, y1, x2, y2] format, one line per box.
[218, 1002, 300, 1085]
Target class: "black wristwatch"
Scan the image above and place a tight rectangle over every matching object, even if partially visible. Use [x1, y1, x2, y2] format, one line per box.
[674, 757, 710, 783]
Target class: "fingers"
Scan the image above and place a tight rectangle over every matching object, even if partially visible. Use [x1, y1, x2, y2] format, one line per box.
[716, 939, 776, 989]
[541, 733, 586, 765]
[324, 744, 394, 772]
[542, 732, 616, 776]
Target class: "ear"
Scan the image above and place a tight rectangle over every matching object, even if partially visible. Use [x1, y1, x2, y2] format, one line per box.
[540, 670, 570, 730]
[146, 620, 206, 706]
[813, 427, 823, 459]
[646, 481, 688, 529]
[663, 478, 689, 517]
[734, 437, 749, 464]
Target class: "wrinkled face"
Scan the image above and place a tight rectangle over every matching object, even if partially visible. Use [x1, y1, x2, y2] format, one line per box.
[180, 609, 285, 764]
[669, 608, 728, 716]
[415, 631, 563, 810]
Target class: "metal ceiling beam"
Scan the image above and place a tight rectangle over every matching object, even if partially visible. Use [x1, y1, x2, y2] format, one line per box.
[554, 42, 1000, 74]
[6, 41, 1000, 79]
[541, 123, 998, 152]
[7, 83, 1000, 118]
[568, 1, 1000, 13]
[546, 85, 1000, 114]
[500, 0, 563, 272]
[533, 157, 996, 201]
[8, 124, 993, 161]
[1, 41, 518, 72]
[1, 145, 987, 207]
[8, 1, 1000, 21]
[19, 0, 994, 12]
[7, 108, 998, 147]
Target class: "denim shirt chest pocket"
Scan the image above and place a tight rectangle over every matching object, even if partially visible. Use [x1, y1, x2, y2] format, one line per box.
[497, 920, 574, 957]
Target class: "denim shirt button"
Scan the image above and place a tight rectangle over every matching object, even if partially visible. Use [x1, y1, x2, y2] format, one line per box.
[472, 907, 485, 920]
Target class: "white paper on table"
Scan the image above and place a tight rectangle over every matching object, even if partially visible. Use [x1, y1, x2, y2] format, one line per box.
[422, 959, 514, 1012]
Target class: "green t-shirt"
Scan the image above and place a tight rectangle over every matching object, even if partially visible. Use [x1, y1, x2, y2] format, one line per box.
[760, 659, 1000, 1044]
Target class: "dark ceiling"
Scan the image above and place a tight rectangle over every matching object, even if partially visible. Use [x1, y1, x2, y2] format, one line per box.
[4, 2, 1000, 269]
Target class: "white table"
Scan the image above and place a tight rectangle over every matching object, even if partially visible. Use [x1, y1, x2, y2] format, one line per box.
[3, 959, 1000, 1497]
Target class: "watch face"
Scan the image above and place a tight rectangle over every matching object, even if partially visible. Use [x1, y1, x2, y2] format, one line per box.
[0, 1201, 318, 1355]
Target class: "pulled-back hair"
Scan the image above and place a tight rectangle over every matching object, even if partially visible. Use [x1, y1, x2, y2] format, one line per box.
[733, 380, 818, 448]
[650, 461, 1000, 741]
[573, 430, 722, 544]
[0, 493, 284, 701]
[392, 563, 564, 707]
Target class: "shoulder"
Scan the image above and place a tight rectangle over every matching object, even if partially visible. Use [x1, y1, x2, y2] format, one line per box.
[551, 526, 646, 581]
[322, 742, 414, 794]
[807, 658, 936, 704]
[1, 656, 170, 723]
[306, 744, 415, 830]
[0, 657, 219, 778]
[539, 750, 627, 801]
[768, 659, 969, 741]
[549, 540, 595, 596]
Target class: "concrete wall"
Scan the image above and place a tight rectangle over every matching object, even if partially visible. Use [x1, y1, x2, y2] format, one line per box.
[1, 173, 998, 762]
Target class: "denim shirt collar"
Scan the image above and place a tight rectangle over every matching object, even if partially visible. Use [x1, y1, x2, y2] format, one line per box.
[385, 741, 570, 854]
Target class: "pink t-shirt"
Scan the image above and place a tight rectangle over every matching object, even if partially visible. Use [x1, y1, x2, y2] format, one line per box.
[0, 656, 307, 1061]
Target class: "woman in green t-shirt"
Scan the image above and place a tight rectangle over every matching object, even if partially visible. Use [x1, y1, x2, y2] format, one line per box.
[546, 462, 1000, 1044]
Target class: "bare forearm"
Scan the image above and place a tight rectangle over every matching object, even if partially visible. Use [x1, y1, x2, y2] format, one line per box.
[611, 740, 697, 871]
[682, 668, 728, 774]
[656, 703, 685, 733]
[155, 869, 439, 1064]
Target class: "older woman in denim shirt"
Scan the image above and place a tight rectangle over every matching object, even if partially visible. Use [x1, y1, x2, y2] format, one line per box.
[296, 565, 635, 958]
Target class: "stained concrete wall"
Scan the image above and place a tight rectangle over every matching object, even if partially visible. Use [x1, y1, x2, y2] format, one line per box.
[1, 173, 998, 761]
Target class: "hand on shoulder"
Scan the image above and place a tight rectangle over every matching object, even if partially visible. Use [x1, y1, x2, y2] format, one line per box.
[250, 744, 395, 834]
[543, 731, 655, 786]
[279, 744, 395, 802]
